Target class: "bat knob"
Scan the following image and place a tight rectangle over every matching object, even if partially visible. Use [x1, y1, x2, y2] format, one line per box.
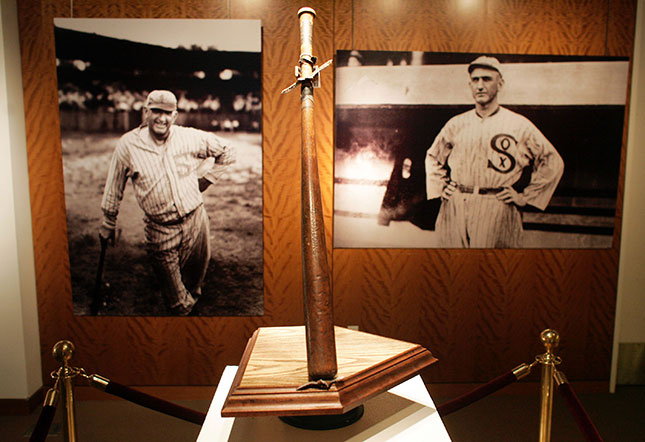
[298, 7, 316, 18]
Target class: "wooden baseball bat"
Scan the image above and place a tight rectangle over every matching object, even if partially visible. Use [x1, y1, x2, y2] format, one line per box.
[90, 234, 108, 315]
[297, 7, 337, 381]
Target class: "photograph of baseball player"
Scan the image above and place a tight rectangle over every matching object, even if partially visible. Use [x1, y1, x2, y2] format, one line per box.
[334, 50, 629, 249]
[425, 56, 564, 248]
[54, 18, 263, 316]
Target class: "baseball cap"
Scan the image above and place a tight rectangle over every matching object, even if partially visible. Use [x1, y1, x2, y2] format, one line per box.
[145, 90, 177, 111]
[468, 56, 503, 77]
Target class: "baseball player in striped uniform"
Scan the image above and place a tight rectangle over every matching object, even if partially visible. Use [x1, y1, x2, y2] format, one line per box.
[425, 56, 564, 248]
[99, 90, 235, 315]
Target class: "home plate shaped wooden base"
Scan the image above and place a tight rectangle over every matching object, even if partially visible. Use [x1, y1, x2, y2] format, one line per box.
[221, 326, 437, 417]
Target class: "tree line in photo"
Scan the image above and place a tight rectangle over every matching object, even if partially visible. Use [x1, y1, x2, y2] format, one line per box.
[55, 26, 261, 133]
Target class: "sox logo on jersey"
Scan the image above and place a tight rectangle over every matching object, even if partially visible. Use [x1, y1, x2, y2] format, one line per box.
[488, 133, 517, 174]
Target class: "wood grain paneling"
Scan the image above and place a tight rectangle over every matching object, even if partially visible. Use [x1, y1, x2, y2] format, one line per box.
[16, 0, 635, 387]
[488, 0, 610, 55]
[607, 0, 638, 57]
[333, 0, 352, 49]
[352, 0, 488, 53]
[71, 0, 229, 18]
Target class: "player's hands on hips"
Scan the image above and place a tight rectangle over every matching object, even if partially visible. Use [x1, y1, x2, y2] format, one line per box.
[496, 187, 527, 207]
[441, 180, 457, 201]
[98, 226, 115, 246]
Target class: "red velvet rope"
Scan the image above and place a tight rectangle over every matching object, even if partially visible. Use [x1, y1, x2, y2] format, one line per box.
[28, 404, 57, 442]
[104, 381, 206, 425]
[556, 382, 604, 442]
[436, 370, 517, 417]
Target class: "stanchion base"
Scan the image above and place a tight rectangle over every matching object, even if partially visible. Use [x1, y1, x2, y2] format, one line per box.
[279, 405, 365, 430]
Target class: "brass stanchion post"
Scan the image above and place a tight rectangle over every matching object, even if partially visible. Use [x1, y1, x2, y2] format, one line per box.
[537, 329, 561, 442]
[53, 340, 78, 442]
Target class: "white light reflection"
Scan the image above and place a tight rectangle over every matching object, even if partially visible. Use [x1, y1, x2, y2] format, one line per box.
[457, 0, 480, 13]
[335, 147, 394, 214]
[335, 149, 393, 182]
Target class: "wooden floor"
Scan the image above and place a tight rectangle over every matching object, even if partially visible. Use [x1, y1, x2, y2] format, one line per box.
[2, 385, 643, 441]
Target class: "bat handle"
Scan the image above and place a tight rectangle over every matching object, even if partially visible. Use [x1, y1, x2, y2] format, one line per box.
[99, 234, 109, 250]
[90, 234, 109, 315]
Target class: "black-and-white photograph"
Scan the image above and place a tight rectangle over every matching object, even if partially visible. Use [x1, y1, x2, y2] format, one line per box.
[54, 18, 263, 316]
[334, 50, 629, 249]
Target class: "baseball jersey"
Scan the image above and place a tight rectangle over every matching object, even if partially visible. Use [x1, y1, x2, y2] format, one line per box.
[425, 107, 564, 210]
[101, 125, 234, 229]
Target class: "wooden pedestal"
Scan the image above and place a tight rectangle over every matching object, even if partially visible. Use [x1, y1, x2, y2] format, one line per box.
[221, 326, 437, 417]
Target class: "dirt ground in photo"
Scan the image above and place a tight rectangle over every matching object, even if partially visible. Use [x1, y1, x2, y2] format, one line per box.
[62, 131, 263, 316]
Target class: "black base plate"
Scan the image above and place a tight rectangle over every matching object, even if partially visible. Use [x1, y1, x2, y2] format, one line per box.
[278, 405, 365, 430]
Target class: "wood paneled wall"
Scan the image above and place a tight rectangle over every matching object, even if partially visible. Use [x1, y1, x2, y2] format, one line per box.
[16, 0, 636, 386]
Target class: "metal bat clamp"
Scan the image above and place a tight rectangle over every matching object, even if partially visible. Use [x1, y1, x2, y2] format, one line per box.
[280, 54, 332, 95]
[220, 7, 437, 431]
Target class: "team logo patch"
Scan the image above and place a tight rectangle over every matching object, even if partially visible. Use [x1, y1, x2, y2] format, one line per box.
[487, 133, 517, 173]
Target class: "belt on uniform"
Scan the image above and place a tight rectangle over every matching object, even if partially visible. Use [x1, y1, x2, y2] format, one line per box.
[457, 184, 504, 195]
[154, 206, 200, 226]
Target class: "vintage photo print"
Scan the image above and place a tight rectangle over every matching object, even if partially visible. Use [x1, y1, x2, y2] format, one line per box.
[334, 50, 629, 249]
[55, 18, 263, 316]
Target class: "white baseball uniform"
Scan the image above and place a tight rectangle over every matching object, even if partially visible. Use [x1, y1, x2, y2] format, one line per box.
[101, 124, 234, 312]
[425, 106, 564, 248]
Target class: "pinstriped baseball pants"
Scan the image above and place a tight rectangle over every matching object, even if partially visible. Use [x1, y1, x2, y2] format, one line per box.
[436, 194, 522, 248]
[144, 205, 211, 311]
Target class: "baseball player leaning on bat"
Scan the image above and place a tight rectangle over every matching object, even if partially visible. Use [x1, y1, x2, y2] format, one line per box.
[99, 90, 235, 315]
[425, 56, 564, 248]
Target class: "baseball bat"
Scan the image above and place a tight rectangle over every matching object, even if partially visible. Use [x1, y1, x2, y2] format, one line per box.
[297, 7, 337, 381]
[90, 234, 108, 315]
